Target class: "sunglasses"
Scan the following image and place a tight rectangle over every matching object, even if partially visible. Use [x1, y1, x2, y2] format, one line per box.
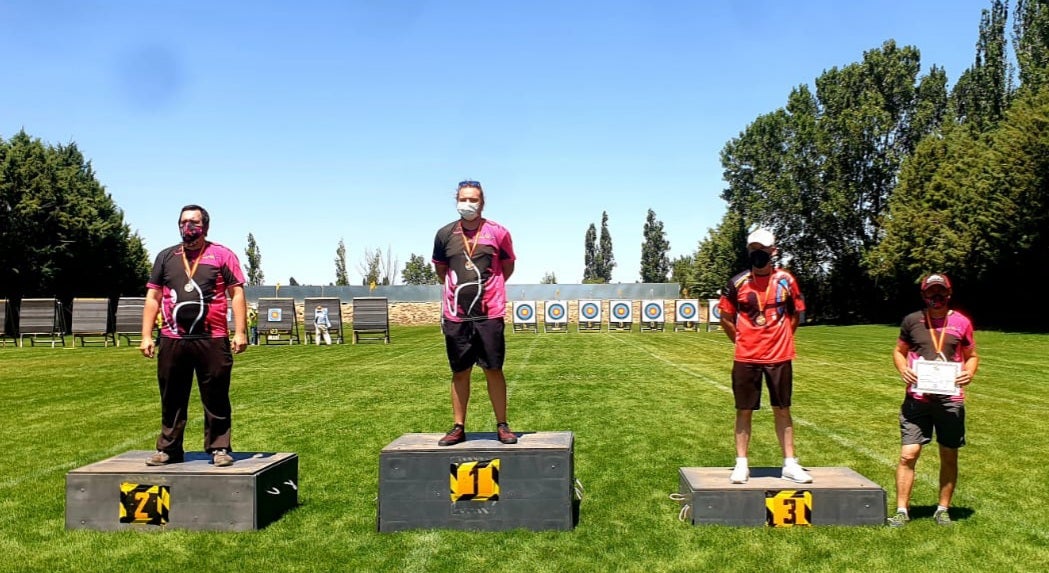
[457, 180, 482, 189]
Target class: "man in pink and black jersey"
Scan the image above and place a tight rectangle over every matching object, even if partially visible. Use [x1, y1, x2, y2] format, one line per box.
[139, 204, 248, 467]
[718, 228, 811, 485]
[887, 273, 979, 528]
[432, 180, 518, 446]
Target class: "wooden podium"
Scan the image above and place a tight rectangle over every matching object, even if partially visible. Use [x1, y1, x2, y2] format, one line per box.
[66, 450, 299, 531]
[677, 466, 886, 526]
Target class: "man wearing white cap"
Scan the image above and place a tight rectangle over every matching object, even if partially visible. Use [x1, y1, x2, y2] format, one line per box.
[718, 228, 811, 484]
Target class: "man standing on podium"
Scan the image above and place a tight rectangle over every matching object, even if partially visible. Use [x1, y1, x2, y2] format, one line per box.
[139, 204, 248, 467]
[719, 228, 811, 484]
[432, 180, 518, 447]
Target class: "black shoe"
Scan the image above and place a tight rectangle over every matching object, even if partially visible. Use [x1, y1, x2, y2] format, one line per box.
[438, 425, 466, 446]
[497, 422, 518, 444]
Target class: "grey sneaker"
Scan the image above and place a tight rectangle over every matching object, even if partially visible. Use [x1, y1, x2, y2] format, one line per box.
[145, 451, 183, 466]
[887, 510, 910, 528]
[933, 509, 952, 526]
[211, 449, 234, 467]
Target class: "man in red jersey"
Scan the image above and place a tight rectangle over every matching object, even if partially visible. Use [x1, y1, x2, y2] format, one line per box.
[887, 274, 978, 528]
[139, 205, 247, 467]
[432, 180, 518, 447]
[719, 228, 810, 484]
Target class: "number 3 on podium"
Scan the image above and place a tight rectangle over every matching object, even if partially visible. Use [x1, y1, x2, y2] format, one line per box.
[765, 490, 812, 527]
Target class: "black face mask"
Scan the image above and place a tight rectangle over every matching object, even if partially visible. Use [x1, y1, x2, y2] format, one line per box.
[749, 250, 771, 269]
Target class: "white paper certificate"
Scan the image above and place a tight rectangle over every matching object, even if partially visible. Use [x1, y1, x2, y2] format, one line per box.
[913, 359, 962, 396]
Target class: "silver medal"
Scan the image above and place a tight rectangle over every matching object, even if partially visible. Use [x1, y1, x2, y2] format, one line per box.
[184, 282, 195, 293]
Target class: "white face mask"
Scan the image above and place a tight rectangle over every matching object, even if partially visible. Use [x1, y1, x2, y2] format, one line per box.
[457, 201, 480, 221]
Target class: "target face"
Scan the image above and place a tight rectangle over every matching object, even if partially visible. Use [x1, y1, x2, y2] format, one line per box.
[580, 301, 601, 320]
[545, 301, 567, 322]
[677, 300, 697, 320]
[268, 308, 282, 322]
[643, 301, 664, 321]
[708, 299, 721, 321]
[611, 301, 632, 321]
[513, 301, 536, 323]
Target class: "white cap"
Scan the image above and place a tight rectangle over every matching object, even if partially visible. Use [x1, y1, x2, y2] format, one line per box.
[747, 228, 775, 248]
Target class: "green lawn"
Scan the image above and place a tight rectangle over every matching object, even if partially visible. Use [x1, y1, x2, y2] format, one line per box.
[1, 325, 1047, 572]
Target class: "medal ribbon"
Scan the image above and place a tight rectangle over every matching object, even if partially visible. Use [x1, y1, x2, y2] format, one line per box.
[181, 245, 204, 286]
[924, 310, 949, 361]
[753, 272, 777, 324]
[458, 220, 484, 263]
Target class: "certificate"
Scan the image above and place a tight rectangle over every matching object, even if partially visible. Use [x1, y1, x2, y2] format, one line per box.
[913, 359, 961, 396]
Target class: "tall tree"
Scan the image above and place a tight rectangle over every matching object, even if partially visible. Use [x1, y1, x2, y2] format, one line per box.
[951, 0, 1012, 131]
[288, 276, 299, 286]
[245, 232, 264, 286]
[583, 222, 599, 283]
[359, 246, 398, 286]
[597, 211, 615, 282]
[540, 272, 558, 284]
[640, 209, 671, 282]
[0, 130, 150, 302]
[401, 253, 439, 285]
[334, 238, 349, 286]
[1015, 0, 1049, 93]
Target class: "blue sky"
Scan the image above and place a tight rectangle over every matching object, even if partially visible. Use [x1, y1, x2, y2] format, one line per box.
[1, 1, 993, 285]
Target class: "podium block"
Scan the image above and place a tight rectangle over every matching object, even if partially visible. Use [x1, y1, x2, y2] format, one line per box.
[66, 450, 298, 531]
[678, 466, 885, 526]
[379, 431, 575, 532]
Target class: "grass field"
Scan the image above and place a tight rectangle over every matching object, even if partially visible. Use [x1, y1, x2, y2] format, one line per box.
[1, 325, 1047, 572]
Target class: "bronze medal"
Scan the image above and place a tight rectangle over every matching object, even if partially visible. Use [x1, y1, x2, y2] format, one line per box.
[465, 260, 475, 271]
[755, 313, 766, 326]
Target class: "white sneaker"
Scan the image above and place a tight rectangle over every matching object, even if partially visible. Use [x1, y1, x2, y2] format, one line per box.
[729, 464, 749, 484]
[781, 464, 813, 484]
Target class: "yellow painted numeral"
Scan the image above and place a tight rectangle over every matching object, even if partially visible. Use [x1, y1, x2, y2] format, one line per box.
[450, 459, 500, 502]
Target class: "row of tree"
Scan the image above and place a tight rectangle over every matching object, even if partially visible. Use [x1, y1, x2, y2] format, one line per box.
[671, 0, 1049, 327]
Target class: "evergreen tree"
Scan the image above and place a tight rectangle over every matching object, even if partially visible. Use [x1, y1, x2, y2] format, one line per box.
[402, 253, 439, 285]
[0, 130, 150, 302]
[640, 209, 671, 282]
[597, 211, 615, 282]
[583, 223, 599, 283]
[245, 233, 264, 285]
[334, 238, 349, 286]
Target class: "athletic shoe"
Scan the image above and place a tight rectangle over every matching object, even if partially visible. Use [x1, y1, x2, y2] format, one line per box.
[933, 509, 953, 526]
[729, 464, 749, 484]
[781, 464, 813, 484]
[497, 422, 518, 444]
[211, 449, 234, 467]
[145, 451, 183, 466]
[887, 510, 910, 528]
[438, 425, 466, 446]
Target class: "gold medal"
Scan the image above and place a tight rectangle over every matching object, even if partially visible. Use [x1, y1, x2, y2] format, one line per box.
[755, 313, 766, 326]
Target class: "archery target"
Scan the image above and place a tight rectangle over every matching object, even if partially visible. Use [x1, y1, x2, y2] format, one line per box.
[579, 300, 602, 321]
[610, 300, 633, 322]
[545, 300, 567, 324]
[708, 299, 722, 322]
[642, 300, 664, 322]
[676, 299, 698, 321]
[268, 308, 282, 322]
[513, 301, 537, 324]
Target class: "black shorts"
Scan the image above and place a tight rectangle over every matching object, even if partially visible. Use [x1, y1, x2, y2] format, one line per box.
[442, 318, 506, 373]
[732, 361, 793, 410]
[899, 395, 966, 448]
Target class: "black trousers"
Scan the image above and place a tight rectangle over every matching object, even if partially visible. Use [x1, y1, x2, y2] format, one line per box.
[155, 337, 233, 454]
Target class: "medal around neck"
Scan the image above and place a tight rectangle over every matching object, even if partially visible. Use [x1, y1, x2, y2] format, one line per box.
[184, 282, 196, 293]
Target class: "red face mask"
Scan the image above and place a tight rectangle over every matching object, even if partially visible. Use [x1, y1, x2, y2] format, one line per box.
[180, 222, 204, 244]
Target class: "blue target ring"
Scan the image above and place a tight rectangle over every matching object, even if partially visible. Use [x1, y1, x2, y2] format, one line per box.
[710, 304, 721, 320]
[612, 303, 630, 319]
[581, 302, 599, 320]
[548, 304, 565, 320]
[516, 304, 534, 321]
[644, 303, 661, 319]
[678, 302, 696, 320]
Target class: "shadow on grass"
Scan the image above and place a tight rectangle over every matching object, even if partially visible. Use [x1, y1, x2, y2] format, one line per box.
[909, 504, 974, 521]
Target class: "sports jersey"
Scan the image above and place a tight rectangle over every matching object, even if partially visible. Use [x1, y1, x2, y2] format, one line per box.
[146, 242, 246, 339]
[898, 309, 975, 402]
[719, 268, 805, 363]
[432, 218, 515, 322]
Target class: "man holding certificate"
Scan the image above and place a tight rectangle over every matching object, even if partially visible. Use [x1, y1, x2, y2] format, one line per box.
[888, 273, 979, 527]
